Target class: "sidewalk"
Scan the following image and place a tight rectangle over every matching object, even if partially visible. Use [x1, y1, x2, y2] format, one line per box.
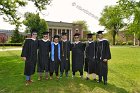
[0, 48, 22, 51]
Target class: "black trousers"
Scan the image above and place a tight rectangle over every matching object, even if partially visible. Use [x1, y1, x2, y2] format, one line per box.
[60, 56, 69, 74]
[98, 60, 108, 82]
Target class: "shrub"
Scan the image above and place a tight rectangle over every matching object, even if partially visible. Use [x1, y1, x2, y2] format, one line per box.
[122, 42, 127, 45]
[115, 41, 121, 45]
[127, 41, 133, 45]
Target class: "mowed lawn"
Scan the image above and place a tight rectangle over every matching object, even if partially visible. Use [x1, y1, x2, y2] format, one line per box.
[0, 46, 140, 93]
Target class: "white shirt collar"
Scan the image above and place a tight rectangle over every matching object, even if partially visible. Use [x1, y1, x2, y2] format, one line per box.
[31, 38, 36, 41]
[75, 41, 80, 44]
[42, 39, 49, 42]
[62, 39, 67, 42]
[88, 41, 93, 43]
[54, 42, 58, 45]
[98, 38, 107, 41]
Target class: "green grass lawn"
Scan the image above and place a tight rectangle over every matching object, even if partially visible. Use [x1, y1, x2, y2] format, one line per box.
[0, 47, 140, 93]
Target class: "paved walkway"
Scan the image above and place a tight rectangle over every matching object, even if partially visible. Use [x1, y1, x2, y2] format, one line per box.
[0, 48, 22, 51]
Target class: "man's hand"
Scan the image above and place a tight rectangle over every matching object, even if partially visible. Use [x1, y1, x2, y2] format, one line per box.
[103, 59, 108, 62]
[22, 57, 26, 61]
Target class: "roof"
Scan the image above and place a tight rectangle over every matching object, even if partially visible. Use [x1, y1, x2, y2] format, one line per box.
[47, 21, 73, 28]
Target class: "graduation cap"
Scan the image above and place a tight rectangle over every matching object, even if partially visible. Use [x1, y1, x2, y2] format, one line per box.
[31, 30, 37, 36]
[97, 30, 104, 34]
[42, 31, 49, 35]
[74, 33, 80, 37]
[61, 32, 67, 36]
[87, 33, 95, 38]
[53, 35, 60, 39]
[31, 29, 37, 34]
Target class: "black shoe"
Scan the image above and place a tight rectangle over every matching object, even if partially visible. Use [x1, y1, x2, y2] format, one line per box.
[104, 81, 107, 85]
[65, 72, 68, 77]
[72, 75, 75, 78]
[80, 75, 83, 79]
[85, 77, 89, 80]
[93, 79, 97, 81]
[60, 73, 63, 78]
[66, 74, 68, 77]
[59, 75, 62, 78]
[97, 80, 102, 83]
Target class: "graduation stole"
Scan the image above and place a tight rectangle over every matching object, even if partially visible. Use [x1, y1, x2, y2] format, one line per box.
[85, 42, 89, 58]
[51, 42, 61, 61]
[62, 41, 68, 60]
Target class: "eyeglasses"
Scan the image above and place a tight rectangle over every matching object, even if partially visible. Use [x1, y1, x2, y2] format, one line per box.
[32, 33, 37, 35]
[43, 35, 48, 37]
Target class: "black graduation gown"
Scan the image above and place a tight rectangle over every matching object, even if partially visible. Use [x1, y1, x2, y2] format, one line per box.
[60, 41, 71, 72]
[72, 42, 85, 72]
[37, 40, 51, 72]
[50, 44, 61, 73]
[96, 39, 111, 77]
[84, 41, 97, 74]
[21, 39, 38, 76]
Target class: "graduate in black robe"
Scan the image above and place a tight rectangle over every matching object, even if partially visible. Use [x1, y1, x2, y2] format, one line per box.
[37, 32, 51, 80]
[72, 33, 85, 78]
[21, 31, 38, 86]
[96, 31, 111, 85]
[60, 32, 71, 77]
[84, 33, 97, 80]
[50, 35, 61, 80]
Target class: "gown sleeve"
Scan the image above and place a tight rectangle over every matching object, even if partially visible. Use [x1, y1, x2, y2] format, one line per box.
[105, 41, 111, 60]
[21, 39, 29, 57]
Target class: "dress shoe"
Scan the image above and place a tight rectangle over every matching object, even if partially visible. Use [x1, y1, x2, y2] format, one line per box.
[38, 76, 42, 81]
[104, 81, 107, 85]
[85, 77, 89, 80]
[50, 76, 53, 80]
[25, 80, 30, 86]
[97, 80, 102, 83]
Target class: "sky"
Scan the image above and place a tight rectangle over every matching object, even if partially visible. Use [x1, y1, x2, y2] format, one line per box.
[0, 0, 118, 32]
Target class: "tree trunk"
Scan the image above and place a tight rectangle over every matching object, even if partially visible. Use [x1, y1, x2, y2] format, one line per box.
[112, 30, 116, 45]
[112, 35, 115, 45]
[133, 33, 136, 46]
[138, 40, 140, 46]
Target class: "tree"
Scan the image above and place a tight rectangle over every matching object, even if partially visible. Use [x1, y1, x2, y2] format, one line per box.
[73, 20, 88, 31]
[28, 0, 51, 11]
[0, 0, 51, 26]
[11, 28, 22, 43]
[99, 5, 124, 45]
[73, 20, 91, 40]
[0, 34, 7, 43]
[0, 0, 51, 44]
[118, 0, 140, 46]
[0, 0, 26, 26]
[23, 12, 48, 38]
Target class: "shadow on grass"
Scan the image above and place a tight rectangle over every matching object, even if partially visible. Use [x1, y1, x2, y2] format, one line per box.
[15, 76, 128, 93]
[0, 51, 133, 93]
[56, 77, 128, 93]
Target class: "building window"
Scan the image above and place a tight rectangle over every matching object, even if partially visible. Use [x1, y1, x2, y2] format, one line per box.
[54, 29, 57, 35]
[62, 29, 65, 33]
[76, 29, 79, 33]
[58, 29, 61, 35]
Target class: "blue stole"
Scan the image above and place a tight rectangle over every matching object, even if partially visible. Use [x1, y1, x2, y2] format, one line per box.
[51, 42, 61, 61]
